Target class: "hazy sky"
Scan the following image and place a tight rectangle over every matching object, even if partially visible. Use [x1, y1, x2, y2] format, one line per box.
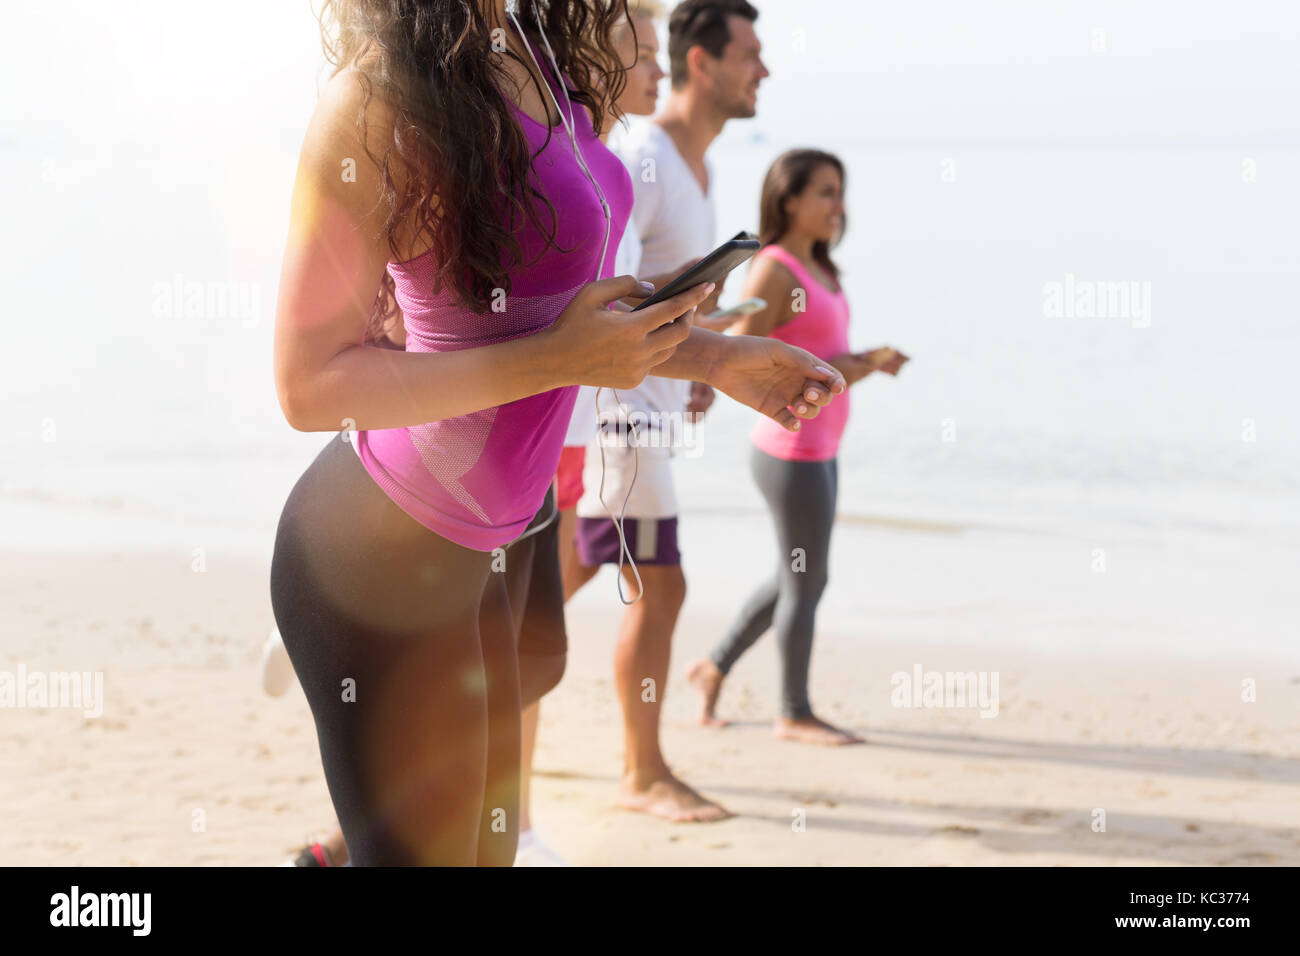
[3, 0, 1297, 152]
[2, 0, 1296, 550]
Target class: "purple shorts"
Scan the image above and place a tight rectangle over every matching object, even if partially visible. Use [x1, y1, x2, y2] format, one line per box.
[576, 516, 680, 567]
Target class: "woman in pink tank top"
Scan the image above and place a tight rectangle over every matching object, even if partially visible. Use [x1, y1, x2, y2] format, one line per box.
[688, 149, 910, 746]
[268, 4, 846, 865]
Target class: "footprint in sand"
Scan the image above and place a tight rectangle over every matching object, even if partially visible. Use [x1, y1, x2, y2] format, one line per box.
[934, 825, 980, 836]
[1219, 850, 1276, 864]
[1136, 781, 1170, 798]
[1014, 808, 1059, 825]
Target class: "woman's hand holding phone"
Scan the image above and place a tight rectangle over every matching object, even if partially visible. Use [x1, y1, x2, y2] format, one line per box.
[631, 238, 758, 312]
[616, 262, 695, 309]
[543, 274, 714, 390]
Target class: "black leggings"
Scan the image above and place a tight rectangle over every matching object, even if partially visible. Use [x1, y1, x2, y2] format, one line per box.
[270, 434, 565, 866]
[708, 447, 838, 720]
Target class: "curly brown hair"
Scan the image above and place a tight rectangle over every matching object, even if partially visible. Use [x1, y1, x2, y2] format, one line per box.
[316, 0, 631, 338]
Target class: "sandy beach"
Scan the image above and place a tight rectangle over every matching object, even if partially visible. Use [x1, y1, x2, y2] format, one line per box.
[4, 0, 1300, 881]
[4, 545, 1297, 867]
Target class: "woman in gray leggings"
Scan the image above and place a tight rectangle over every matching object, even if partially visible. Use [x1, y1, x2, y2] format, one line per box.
[688, 149, 909, 745]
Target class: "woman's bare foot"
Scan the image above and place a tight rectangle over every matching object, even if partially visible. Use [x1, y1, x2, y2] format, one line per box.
[617, 771, 732, 822]
[686, 658, 729, 727]
[773, 714, 864, 746]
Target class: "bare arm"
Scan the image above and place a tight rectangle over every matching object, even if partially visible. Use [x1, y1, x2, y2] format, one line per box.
[728, 254, 798, 337]
[274, 71, 707, 432]
[650, 326, 846, 432]
[640, 251, 848, 430]
[274, 72, 558, 431]
[714, 253, 879, 391]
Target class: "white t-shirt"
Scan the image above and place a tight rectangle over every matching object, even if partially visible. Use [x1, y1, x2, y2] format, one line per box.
[614, 219, 643, 278]
[565, 121, 716, 445]
[614, 120, 716, 419]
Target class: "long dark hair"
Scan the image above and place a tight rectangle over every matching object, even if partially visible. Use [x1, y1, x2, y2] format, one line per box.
[757, 148, 845, 282]
[317, 0, 630, 337]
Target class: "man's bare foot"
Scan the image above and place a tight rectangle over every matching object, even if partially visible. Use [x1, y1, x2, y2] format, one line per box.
[616, 772, 732, 822]
[773, 714, 864, 746]
[686, 658, 729, 727]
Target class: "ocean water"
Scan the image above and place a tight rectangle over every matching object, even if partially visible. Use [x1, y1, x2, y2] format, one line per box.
[3, 140, 1295, 550]
[2, 1, 1297, 659]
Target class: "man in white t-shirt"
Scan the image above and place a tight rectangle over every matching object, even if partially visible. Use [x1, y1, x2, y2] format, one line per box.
[570, 0, 769, 824]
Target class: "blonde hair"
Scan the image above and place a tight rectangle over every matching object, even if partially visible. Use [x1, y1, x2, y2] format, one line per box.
[627, 0, 666, 19]
[613, 0, 664, 45]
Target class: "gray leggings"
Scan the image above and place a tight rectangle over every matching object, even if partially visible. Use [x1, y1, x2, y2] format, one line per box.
[709, 447, 838, 719]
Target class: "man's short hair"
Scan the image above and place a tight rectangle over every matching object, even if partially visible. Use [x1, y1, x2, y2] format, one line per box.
[667, 0, 759, 89]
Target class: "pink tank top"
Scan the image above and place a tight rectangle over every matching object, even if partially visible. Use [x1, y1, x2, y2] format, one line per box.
[749, 244, 852, 462]
[355, 40, 633, 551]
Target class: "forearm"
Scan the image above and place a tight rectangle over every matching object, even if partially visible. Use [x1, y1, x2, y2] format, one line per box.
[282, 332, 563, 432]
[647, 326, 728, 385]
[830, 353, 871, 386]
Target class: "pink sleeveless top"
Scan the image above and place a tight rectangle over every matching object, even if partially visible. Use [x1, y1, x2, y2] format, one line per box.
[749, 244, 852, 462]
[355, 40, 633, 551]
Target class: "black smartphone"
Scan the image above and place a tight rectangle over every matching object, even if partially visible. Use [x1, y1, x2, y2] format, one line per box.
[631, 232, 760, 313]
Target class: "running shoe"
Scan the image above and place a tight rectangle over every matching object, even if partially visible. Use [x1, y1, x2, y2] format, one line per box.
[514, 829, 570, 867]
[261, 626, 296, 697]
[277, 841, 335, 867]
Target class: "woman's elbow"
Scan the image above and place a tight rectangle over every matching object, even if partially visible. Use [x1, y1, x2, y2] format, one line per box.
[275, 372, 327, 432]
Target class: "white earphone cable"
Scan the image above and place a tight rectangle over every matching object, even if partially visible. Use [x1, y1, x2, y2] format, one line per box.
[509, 4, 644, 604]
